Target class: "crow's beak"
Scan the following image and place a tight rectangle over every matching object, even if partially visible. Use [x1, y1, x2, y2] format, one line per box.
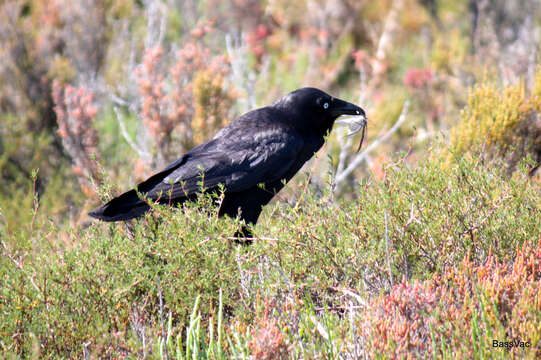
[330, 98, 366, 118]
[331, 98, 368, 152]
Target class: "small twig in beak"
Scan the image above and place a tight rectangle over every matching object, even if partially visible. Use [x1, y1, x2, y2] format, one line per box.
[356, 120, 367, 152]
[345, 117, 367, 152]
[336, 114, 368, 152]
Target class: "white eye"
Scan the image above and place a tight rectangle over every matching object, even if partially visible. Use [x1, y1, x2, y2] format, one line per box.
[323, 102, 329, 109]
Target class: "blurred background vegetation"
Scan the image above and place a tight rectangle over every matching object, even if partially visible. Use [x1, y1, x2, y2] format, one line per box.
[0, 0, 540, 358]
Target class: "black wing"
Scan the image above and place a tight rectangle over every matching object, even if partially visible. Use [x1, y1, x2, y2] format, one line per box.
[89, 108, 304, 221]
[142, 125, 304, 201]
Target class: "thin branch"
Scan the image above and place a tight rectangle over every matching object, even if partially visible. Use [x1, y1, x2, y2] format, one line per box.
[384, 210, 394, 287]
[335, 99, 410, 187]
[225, 236, 278, 242]
[225, 33, 257, 112]
[358, 64, 368, 106]
[157, 278, 168, 360]
[309, 316, 329, 341]
[144, 0, 167, 49]
[336, 127, 354, 176]
[332, 287, 368, 307]
[1, 240, 41, 294]
[375, 0, 405, 64]
[113, 105, 151, 160]
[110, 93, 130, 107]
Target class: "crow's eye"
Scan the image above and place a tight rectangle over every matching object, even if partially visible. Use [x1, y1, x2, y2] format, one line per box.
[323, 102, 329, 109]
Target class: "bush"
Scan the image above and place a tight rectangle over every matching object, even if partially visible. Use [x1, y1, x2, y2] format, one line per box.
[362, 240, 540, 359]
[451, 68, 541, 173]
[1, 1, 541, 358]
[1, 148, 539, 358]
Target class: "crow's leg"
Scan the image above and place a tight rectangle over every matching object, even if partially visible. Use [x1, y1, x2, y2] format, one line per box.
[232, 226, 254, 245]
[218, 187, 276, 245]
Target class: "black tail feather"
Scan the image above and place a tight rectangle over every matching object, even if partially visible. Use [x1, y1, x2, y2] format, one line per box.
[88, 189, 150, 222]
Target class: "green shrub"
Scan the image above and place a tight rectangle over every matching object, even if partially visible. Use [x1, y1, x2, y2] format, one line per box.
[451, 68, 541, 171]
[1, 148, 538, 358]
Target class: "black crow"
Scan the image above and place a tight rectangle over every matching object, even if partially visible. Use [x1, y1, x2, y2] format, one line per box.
[89, 88, 366, 241]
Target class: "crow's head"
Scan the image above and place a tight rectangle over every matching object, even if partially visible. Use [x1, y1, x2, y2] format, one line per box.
[273, 87, 367, 148]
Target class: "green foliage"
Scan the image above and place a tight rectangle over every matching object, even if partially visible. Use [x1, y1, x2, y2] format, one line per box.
[452, 80, 534, 153]
[1, 150, 539, 358]
[449, 68, 541, 176]
[1, 1, 541, 358]
[192, 70, 235, 144]
[431, 29, 469, 73]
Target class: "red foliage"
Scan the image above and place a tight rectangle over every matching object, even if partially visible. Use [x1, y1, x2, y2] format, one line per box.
[133, 29, 232, 167]
[352, 50, 369, 71]
[363, 279, 438, 357]
[248, 299, 289, 360]
[404, 68, 433, 89]
[52, 80, 101, 196]
[169, 38, 231, 147]
[246, 24, 271, 60]
[362, 240, 541, 358]
[137, 46, 168, 140]
[190, 20, 215, 38]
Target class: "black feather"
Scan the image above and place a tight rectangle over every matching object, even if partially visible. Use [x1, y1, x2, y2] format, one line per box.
[89, 88, 365, 241]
